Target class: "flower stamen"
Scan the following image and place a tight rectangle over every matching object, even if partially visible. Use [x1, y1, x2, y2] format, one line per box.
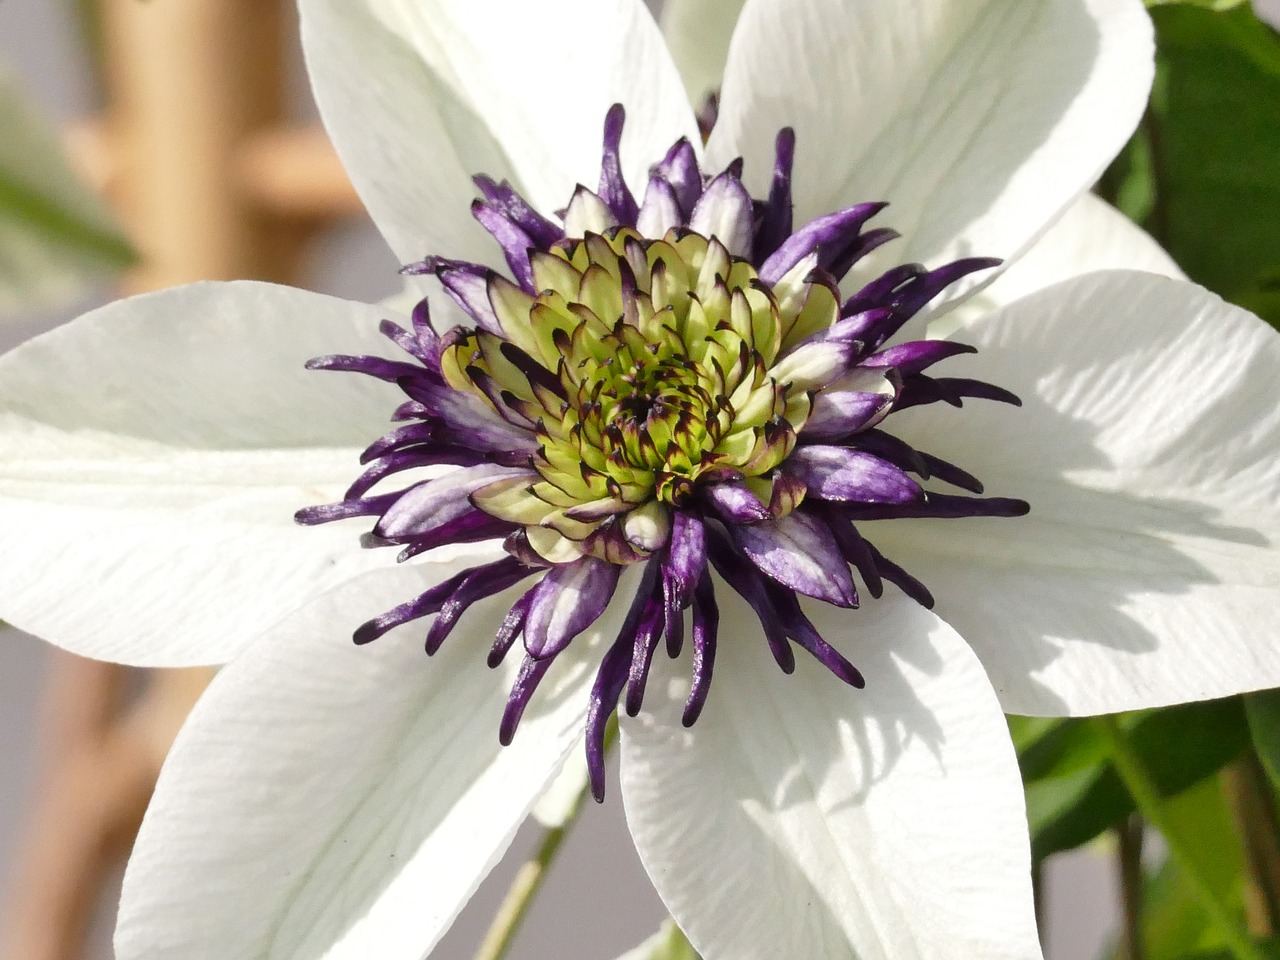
[299, 104, 1029, 799]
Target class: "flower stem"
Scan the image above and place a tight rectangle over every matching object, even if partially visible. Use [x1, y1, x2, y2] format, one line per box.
[1092, 715, 1267, 960]
[471, 801, 583, 960]
[472, 718, 616, 960]
[1225, 754, 1280, 935]
[1116, 813, 1147, 960]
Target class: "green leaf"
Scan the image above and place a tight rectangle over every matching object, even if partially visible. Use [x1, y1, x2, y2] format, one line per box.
[0, 67, 133, 314]
[1016, 717, 1111, 783]
[1141, 5, 1280, 324]
[1146, 0, 1249, 10]
[1098, 776, 1249, 960]
[1172, 940, 1280, 960]
[1244, 688, 1280, 792]
[1006, 714, 1060, 754]
[1152, 777, 1248, 959]
[1029, 699, 1249, 859]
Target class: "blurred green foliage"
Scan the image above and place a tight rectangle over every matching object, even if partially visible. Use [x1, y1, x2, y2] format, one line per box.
[0, 68, 133, 315]
[1011, 700, 1250, 860]
[1102, 3, 1280, 326]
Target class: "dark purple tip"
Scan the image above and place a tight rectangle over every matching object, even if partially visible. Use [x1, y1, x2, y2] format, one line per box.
[472, 174, 564, 249]
[499, 654, 554, 745]
[585, 637, 633, 802]
[682, 571, 719, 727]
[863, 340, 978, 376]
[868, 542, 935, 608]
[598, 104, 639, 223]
[765, 584, 865, 688]
[759, 201, 887, 286]
[472, 200, 535, 292]
[352, 564, 475, 645]
[489, 590, 533, 668]
[424, 556, 537, 655]
[623, 592, 664, 717]
[304, 354, 423, 382]
[295, 492, 400, 526]
[754, 127, 795, 263]
[652, 137, 701, 217]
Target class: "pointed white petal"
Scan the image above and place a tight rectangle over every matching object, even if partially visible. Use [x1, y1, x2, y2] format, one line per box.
[116, 564, 601, 960]
[621, 590, 1041, 960]
[0, 281, 409, 665]
[882, 271, 1280, 714]
[711, 0, 1153, 306]
[301, 0, 699, 264]
[931, 192, 1183, 338]
[976, 192, 1184, 311]
[660, 0, 748, 108]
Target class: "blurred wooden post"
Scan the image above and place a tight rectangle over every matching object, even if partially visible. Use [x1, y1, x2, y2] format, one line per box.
[1, 1, 360, 958]
[107, 0, 291, 288]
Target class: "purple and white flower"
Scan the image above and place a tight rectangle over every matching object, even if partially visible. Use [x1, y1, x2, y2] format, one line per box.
[1, 2, 1279, 960]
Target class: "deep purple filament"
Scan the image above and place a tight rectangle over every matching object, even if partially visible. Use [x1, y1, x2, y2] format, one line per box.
[298, 104, 1029, 800]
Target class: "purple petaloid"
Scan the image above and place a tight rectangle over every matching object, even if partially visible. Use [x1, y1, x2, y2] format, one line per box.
[299, 104, 1028, 800]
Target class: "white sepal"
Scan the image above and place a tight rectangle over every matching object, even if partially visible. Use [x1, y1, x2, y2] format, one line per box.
[621, 589, 1042, 960]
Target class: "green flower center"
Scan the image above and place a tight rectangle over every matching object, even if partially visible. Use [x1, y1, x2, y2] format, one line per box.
[441, 226, 841, 563]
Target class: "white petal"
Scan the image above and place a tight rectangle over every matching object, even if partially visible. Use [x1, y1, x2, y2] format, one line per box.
[0, 281, 408, 666]
[621, 590, 1041, 960]
[930, 192, 1183, 338]
[116, 563, 601, 960]
[660, 0, 748, 108]
[301, 0, 699, 264]
[711, 0, 1153, 306]
[976, 192, 1184, 312]
[881, 271, 1280, 714]
[530, 736, 590, 828]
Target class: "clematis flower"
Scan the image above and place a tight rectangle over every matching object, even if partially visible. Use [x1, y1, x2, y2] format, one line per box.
[1, 2, 1279, 960]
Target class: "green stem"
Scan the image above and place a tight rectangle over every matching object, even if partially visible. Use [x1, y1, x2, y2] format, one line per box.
[1117, 814, 1147, 960]
[471, 802, 583, 960]
[473, 717, 616, 960]
[1226, 755, 1280, 935]
[1093, 716, 1267, 960]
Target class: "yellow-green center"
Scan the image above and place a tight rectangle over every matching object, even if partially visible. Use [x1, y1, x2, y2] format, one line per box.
[440, 227, 841, 564]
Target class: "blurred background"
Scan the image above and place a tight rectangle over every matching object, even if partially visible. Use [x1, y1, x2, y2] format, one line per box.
[2, 1, 1278, 958]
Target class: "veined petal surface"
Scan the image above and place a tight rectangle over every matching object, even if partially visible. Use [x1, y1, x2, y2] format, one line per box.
[0, 281, 403, 666]
[932, 192, 1184, 337]
[116, 564, 600, 960]
[976, 192, 1184, 312]
[881, 271, 1280, 715]
[711, 0, 1153, 307]
[621, 590, 1040, 960]
[301, 0, 698, 265]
